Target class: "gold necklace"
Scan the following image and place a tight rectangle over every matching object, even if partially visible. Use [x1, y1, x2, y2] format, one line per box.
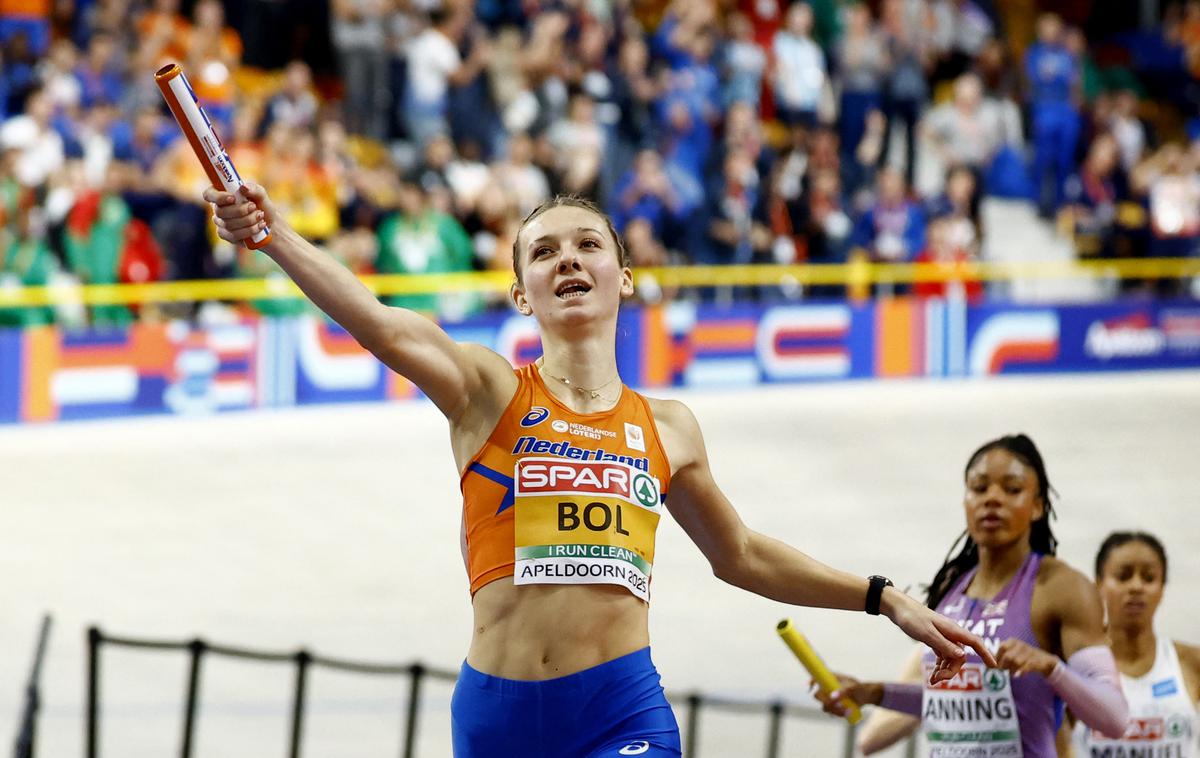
[538, 364, 622, 401]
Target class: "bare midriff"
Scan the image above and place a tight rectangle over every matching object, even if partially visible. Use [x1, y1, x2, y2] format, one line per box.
[467, 579, 649, 680]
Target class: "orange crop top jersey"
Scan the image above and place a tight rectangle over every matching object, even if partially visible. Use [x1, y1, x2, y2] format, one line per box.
[461, 364, 672, 602]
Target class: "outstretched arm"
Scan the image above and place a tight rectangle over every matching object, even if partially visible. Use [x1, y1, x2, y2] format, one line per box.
[651, 398, 996, 679]
[205, 184, 512, 423]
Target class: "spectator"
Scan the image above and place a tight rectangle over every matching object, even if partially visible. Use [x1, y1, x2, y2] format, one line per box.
[135, 0, 190, 71]
[1025, 12, 1082, 217]
[404, 6, 488, 147]
[1142, 144, 1200, 259]
[332, 0, 390, 141]
[771, 1, 825, 129]
[922, 73, 1004, 176]
[1063, 133, 1129, 259]
[606, 35, 658, 187]
[709, 101, 774, 197]
[1, 30, 40, 117]
[491, 132, 550, 216]
[184, 0, 242, 127]
[375, 176, 480, 319]
[704, 148, 771, 266]
[722, 12, 766, 109]
[791, 166, 853, 264]
[835, 4, 886, 162]
[0, 183, 53, 325]
[612, 149, 685, 241]
[63, 167, 157, 326]
[38, 39, 81, 115]
[74, 32, 122, 110]
[1109, 89, 1148, 173]
[260, 124, 339, 244]
[928, 0, 992, 85]
[879, 0, 929, 187]
[925, 164, 980, 256]
[849, 166, 925, 263]
[913, 214, 983, 301]
[546, 92, 605, 197]
[0, 88, 63, 187]
[262, 60, 319, 134]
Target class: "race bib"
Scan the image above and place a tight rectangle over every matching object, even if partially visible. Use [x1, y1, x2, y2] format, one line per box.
[513, 457, 662, 601]
[923, 663, 1024, 758]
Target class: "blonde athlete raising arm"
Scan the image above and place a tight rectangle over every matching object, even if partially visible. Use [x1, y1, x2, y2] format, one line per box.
[206, 184, 995, 757]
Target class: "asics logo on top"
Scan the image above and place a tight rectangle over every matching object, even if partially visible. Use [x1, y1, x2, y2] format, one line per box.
[618, 741, 650, 755]
[520, 406, 550, 427]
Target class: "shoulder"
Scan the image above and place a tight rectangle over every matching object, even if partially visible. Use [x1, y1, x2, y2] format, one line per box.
[1036, 555, 1094, 596]
[644, 396, 706, 476]
[1175, 641, 1200, 677]
[1036, 555, 1103, 620]
[464, 343, 520, 394]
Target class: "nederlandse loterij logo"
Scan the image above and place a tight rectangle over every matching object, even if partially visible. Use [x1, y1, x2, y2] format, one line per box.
[520, 406, 550, 427]
[551, 419, 569, 433]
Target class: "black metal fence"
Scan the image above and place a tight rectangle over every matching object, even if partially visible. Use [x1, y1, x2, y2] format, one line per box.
[85, 625, 918, 758]
[13, 615, 52, 758]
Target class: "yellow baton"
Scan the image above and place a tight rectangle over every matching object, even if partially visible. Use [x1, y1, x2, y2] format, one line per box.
[776, 619, 862, 725]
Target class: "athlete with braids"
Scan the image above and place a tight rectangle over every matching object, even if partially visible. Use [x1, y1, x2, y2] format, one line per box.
[816, 434, 1129, 757]
[1073, 532, 1199, 756]
[204, 182, 994, 757]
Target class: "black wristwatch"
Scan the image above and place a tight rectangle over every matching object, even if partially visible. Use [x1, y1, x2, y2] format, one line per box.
[865, 575, 894, 616]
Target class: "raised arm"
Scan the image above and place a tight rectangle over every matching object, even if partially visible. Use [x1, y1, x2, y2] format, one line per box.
[205, 184, 513, 423]
[649, 398, 996, 679]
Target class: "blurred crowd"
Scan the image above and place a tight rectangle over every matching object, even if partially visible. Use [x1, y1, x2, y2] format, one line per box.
[0, 0, 1198, 326]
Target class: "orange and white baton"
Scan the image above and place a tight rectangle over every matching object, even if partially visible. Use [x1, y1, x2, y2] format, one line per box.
[154, 63, 271, 249]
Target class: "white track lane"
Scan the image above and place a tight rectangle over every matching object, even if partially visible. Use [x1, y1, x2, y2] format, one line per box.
[3, 371, 1199, 757]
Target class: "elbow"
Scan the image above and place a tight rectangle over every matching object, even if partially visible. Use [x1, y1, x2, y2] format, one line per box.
[1094, 699, 1130, 740]
[710, 533, 754, 588]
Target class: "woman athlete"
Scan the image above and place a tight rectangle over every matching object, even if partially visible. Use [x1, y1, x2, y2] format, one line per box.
[1073, 532, 1199, 756]
[205, 184, 994, 757]
[816, 434, 1129, 757]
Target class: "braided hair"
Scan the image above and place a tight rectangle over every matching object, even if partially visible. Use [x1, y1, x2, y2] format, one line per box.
[925, 434, 1058, 609]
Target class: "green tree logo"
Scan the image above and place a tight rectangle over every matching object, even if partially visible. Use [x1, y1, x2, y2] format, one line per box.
[633, 474, 658, 508]
[984, 669, 1006, 692]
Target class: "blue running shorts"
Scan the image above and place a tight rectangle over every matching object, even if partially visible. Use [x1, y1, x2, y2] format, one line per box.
[451, 647, 682, 757]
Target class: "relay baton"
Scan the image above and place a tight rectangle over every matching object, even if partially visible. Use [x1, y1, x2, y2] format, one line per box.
[154, 63, 271, 249]
[776, 619, 863, 725]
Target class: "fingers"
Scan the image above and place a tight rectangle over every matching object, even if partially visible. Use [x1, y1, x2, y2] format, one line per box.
[215, 208, 265, 232]
[239, 182, 266, 202]
[202, 187, 236, 205]
[994, 639, 1051, 677]
[937, 615, 997, 668]
[928, 654, 963, 685]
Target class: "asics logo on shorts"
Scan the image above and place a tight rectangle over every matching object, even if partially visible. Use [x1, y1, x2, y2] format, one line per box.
[618, 741, 650, 755]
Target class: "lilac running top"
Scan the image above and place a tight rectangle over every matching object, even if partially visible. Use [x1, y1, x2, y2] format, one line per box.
[923, 552, 1062, 758]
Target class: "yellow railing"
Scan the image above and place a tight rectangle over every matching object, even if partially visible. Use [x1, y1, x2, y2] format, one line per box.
[1, 258, 1197, 307]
